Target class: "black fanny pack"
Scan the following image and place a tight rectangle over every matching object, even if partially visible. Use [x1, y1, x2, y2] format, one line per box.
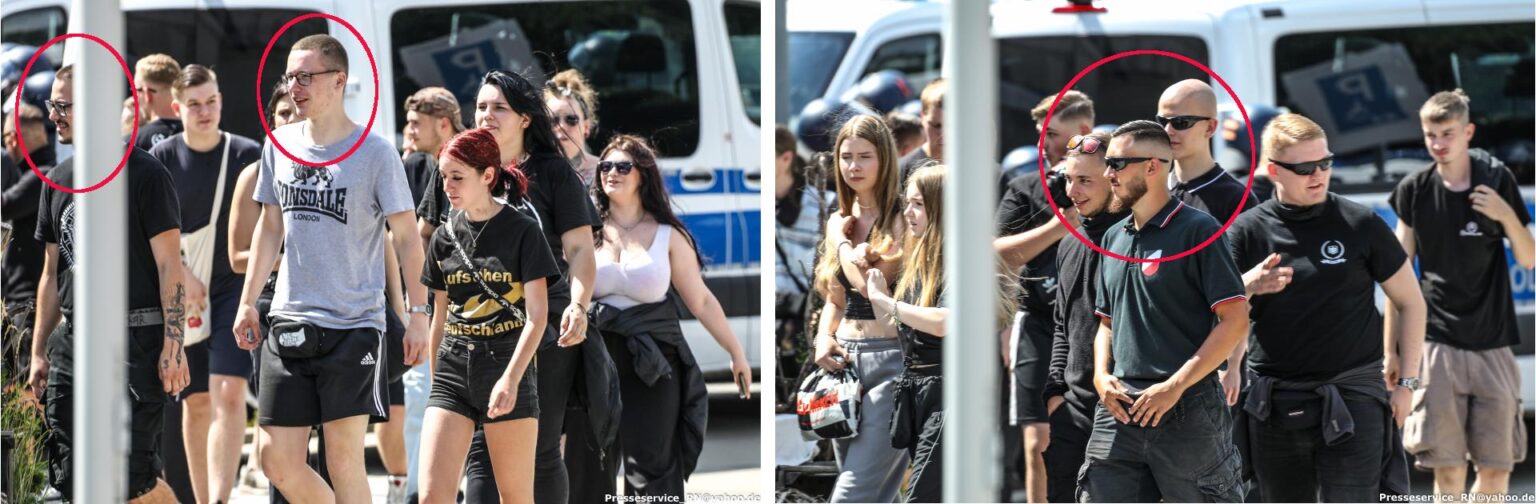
[267, 316, 335, 359]
[1269, 389, 1323, 431]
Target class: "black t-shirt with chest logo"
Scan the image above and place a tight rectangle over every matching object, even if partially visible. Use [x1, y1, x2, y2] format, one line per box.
[1228, 194, 1408, 380]
[1389, 153, 1531, 350]
[423, 206, 561, 340]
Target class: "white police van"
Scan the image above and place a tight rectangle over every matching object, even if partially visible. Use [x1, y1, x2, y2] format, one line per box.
[787, 0, 1534, 413]
[1, 0, 762, 380]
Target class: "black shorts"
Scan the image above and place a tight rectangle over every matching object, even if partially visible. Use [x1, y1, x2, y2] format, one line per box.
[43, 320, 168, 499]
[1010, 309, 1054, 425]
[257, 325, 387, 426]
[428, 334, 538, 423]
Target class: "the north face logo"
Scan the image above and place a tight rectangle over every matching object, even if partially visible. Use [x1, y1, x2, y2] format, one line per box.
[1141, 250, 1163, 277]
[360, 352, 376, 366]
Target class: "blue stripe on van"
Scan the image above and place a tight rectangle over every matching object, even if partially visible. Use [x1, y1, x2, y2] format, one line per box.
[677, 210, 761, 267]
[663, 168, 760, 195]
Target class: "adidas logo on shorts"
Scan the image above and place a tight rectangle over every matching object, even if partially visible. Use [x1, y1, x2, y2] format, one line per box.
[360, 352, 376, 366]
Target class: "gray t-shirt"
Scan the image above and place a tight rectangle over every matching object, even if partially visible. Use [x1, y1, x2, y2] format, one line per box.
[255, 122, 413, 331]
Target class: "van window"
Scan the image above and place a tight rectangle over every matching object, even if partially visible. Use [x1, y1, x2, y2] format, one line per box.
[788, 31, 854, 116]
[723, 2, 760, 125]
[2, 7, 68, 67]
[1273, 23, 1534, 189]
[391, 1, 701, 158]
[124, 10, 326, 143]
[863, 33, 942, 95]
[997, 35, 1209, 159]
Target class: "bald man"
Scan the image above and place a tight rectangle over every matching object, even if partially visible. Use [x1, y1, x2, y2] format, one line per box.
[1156, 79, 1254, 222]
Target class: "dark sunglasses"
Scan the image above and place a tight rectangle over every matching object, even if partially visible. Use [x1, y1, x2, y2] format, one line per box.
[1154, 115, 1210, 131]
[1271, 155, 1334, 176]
[1067, 135, 1102, 155]
[557, 114, 582, 127]
[598, 160, 634, 175]
[1104, 156, 1168, 172]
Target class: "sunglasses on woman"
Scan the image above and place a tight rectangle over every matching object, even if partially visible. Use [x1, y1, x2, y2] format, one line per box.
[1154, 115, 1210, 131]
[1104, 156, 1170, 172]
[1271, 155, 1334, 176]
[598, 160, 634, 175]
[1067, 134, 1102, 155]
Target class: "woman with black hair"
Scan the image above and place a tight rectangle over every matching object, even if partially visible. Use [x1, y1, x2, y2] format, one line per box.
[418, 69, 610, 504]
[588, 134, 752, 499]
[418, 127, 557, 504]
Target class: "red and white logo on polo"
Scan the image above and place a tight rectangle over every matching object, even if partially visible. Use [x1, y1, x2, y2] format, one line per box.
[1141, 250, 1163, 277]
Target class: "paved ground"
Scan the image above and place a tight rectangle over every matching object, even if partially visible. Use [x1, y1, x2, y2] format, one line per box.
[232, 386, 761, 503]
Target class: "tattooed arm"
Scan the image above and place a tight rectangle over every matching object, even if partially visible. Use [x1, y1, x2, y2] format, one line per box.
[149, 228, 190, 396]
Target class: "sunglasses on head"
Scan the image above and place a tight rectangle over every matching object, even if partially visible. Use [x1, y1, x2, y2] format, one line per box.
[1271, 155, 1334, 176]
[1067, 135, 1102, 155]
[1154, 115, 1211, 131]
[1104, 156, 1169, 172]
[598, 160, 634, 175]
[557, 114, 582, 127]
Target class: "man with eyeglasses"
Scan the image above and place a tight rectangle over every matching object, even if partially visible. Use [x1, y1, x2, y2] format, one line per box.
[232, 34, 429, 503]
[1080, 120, 1248, 502]
[131, 54, 184, 152]
[1392, 90, 1533, 500]
[1225, 113, 1424, 501]
[30, 63, 191, 504]
[1041, 131, 1127, 502]
[146, 64, 263, 504]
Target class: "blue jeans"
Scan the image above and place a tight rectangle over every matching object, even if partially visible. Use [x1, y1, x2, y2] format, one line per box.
[1077, 376, 1243, 503]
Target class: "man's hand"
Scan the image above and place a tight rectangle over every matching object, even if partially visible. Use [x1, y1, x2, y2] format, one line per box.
[1384, 351, 1402, 390]
[1389, 386, 1412, 428]
[233, 303, 263, 350]
[28, 353, 49, 397]
[1129, 380, 1188, 428]
[403, 314, 428, 366]
[1218, 367, 1241, 407]
[1093, 372, 1133, 424]
[1242, 253, 1293, 296]
[558, 303, 588, 347]
[159, 339, 190, 396]
[1470, 185, 1518, 224]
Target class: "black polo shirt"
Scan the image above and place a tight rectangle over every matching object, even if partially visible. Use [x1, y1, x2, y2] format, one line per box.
[1170, 163, 1254, 225]
[1227, 194, 1408, 380]
[1094, 199, 1247, 382]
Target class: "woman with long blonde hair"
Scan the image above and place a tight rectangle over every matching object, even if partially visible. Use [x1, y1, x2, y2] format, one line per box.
[866, 164, 1019, 502]
[811, 114, 908, 503]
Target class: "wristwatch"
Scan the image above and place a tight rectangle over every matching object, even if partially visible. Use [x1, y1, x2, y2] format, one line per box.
[407, 304, 431, 315]
[1397, 377, 1421, 391]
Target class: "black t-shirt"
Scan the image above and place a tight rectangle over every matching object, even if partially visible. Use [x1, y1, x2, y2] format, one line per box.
[418, 152, 601, 313]
[996, 169, 1061, 314]
[132, 118, 183, 152]
[149, 133, 262, 296]
[1170, 163, 1254, 225]
[423, 206, 561, 340]
[1389, 151, 1532, 350]
[35, 149, 181, 318]
[402, 151, 437, 207]
[1228, 194, 1408, 380]
[899, 147, 935, 188]
[2, 146, 55, 305]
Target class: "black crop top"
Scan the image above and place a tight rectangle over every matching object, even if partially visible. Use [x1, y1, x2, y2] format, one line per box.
[837, 267, 878, 320]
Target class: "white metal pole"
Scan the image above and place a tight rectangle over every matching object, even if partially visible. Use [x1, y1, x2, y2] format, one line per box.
[69, 0, 129, 501]
[775, 0, 790, 123]
[943, 0, 999, 502]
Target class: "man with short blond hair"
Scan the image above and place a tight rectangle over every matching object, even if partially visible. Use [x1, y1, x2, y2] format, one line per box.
[133, 53, 183, 151]
[1031, 90, 1095, 168]
[1392, 90, 1533, 501]
[899, 78, 946, 182]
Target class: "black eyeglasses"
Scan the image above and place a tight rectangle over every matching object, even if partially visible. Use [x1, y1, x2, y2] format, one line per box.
[281, 69, 341, 88]
[1271, 155, 1334, 176]
[557, 114, 581, 127]
[1067, 134, 1102, 155]
[1104, 156, 1168, 172]
[598, 160, 634, 175]
[1154, 115, 1210, 131]
[45, 99, 73, 117]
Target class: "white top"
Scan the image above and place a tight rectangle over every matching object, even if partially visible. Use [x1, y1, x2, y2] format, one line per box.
[594, 224, 673, 310]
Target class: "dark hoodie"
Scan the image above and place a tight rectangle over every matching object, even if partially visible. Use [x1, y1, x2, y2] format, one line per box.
[1046, 208, 1129, 409]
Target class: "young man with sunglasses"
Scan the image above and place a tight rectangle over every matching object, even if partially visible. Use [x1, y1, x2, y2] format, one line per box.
[1156, 79, 1254, 407]
[1080, 120, 1248, 502]
[1040, 131, 1128, 502]
[1392, 90, 1533, 499]
[1225, 113, 1425, 501]
[233, 34, 430, 503]
[131, 54, 184, 152]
